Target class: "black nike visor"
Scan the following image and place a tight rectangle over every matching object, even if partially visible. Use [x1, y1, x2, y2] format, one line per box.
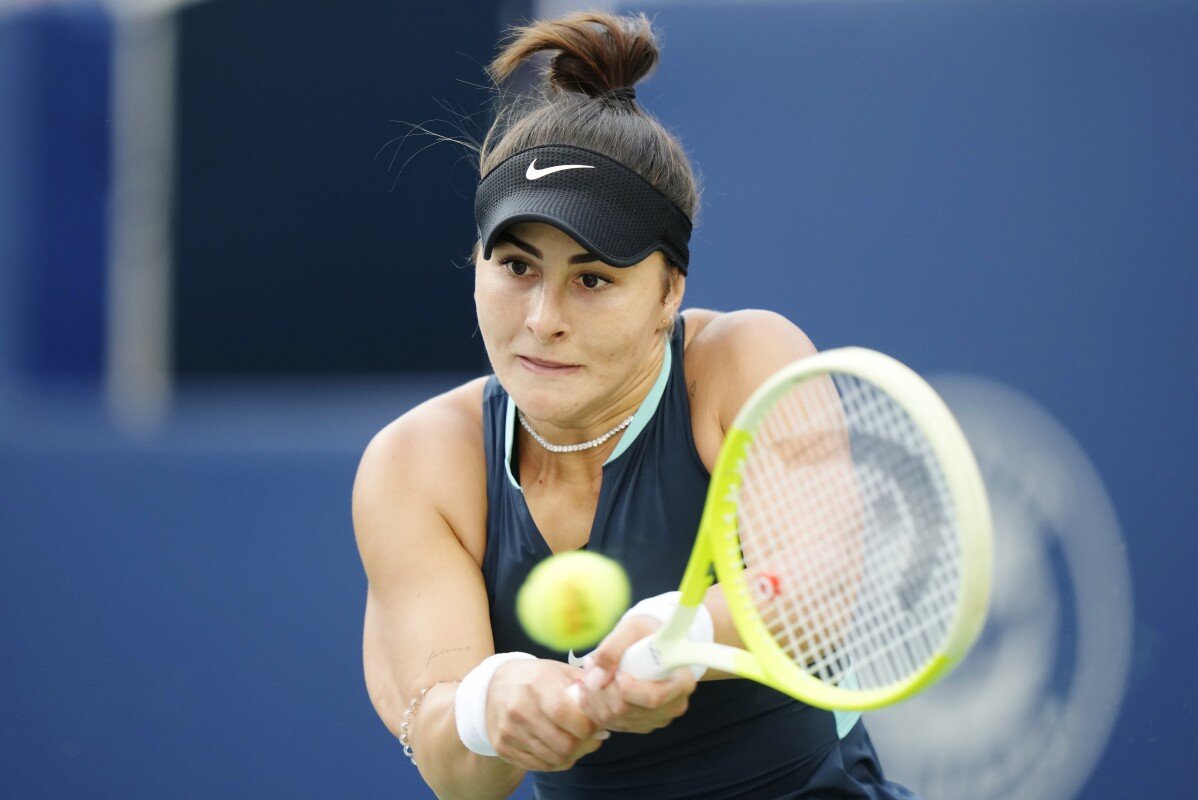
[475, 144, 692, 273]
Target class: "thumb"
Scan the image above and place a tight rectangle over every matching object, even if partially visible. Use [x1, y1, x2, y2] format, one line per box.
[590, 614, 662, 677]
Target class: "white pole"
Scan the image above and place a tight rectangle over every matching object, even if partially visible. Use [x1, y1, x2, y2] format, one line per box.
[103, 0, 199, 432]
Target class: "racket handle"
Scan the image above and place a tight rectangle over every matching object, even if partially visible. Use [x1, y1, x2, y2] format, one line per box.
[566, 634, 676, 709]
[565, 636, 671, 705]
[619, 636, 671, 680]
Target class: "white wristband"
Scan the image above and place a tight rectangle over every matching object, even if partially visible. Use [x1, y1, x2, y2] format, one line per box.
[454, 652, 535, 757]
[623, 591, 714, 680]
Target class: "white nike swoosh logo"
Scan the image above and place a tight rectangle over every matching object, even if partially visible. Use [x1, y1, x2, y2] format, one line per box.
[526, 159, 595, 180]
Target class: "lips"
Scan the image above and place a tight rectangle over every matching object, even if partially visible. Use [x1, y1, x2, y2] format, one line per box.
[517, 355, 581, 375]
[520, 355, 576, 368]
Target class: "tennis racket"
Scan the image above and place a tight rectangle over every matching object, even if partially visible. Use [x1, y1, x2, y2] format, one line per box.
[587, 347, 991, 711]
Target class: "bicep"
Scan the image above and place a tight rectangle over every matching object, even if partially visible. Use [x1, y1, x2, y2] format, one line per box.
[354, 427, 494, 735]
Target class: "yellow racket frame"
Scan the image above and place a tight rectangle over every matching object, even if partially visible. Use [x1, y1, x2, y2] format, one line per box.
[643, 347, 992, 711]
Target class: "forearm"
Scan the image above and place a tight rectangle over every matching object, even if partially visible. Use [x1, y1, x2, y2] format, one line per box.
[410, 683, 525, 800]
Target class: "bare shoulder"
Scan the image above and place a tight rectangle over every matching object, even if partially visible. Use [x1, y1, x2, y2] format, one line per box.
[353, 377, 490, 566]
[688, 308, 814, 358]
[683, 309, 818, 467]
[680, 307, 721, 346]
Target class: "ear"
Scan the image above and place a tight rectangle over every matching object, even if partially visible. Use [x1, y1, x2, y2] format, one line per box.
[662, 268, 685, 316]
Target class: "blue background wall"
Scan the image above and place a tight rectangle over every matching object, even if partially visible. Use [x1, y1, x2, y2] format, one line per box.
[0, 4, 110, 384]
[171, 0, 492, 374]
[641, 6, 1196, 794]
[1, 1, 1194, 798]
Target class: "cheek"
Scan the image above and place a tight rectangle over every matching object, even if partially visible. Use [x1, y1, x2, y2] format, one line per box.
[580, 327, 650, 376]
[474, 270, 518, 332]
[474, 277, 509, 365]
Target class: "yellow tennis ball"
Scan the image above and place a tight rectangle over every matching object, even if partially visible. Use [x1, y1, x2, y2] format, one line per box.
[517, 551, 631, 652]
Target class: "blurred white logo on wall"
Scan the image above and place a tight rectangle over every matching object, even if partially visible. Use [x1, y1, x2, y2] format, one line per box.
[866, 376, 1133, 800]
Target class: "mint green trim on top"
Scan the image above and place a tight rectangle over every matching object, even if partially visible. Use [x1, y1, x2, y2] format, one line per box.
[503, 397, 521, 491]
[834, 671, 862, 738]
[503, 336, 672, 490]
[834, 709, 861, 739]
[604, 337, 671, 464]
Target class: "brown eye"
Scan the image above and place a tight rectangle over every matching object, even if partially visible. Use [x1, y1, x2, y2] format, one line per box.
[502, 259, 530, 276]
[580, 273, 611, 290]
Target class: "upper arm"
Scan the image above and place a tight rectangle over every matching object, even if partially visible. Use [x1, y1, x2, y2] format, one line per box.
[353, 389, 491, 736]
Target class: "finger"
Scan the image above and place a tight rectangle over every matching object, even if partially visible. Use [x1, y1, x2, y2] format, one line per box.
[545, 685, 602, 741]
[590, 616, 661, 675]
[535, 722, 605, 770]
[614, 667, 695, 709]
[493, 736, 559, 773]
[612, 670, 667, 708]
[493, 703, 579, 769]
[544, 661, 616, 731]
[602, 709, 663, 735]
[577, 678, 626, 729]
[523, 725, 583, 771]
[663, 666, 698, 701]
[531, 691, 611, 765]
[570, 732, 606, 761]
[574, 679, 607, 723]
[504, 752, 557, 772]
[584, 696, 668, 735]
[582, 665, 612, 692]
[620, 697, 688, 734]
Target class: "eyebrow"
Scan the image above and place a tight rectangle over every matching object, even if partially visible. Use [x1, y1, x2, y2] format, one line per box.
[494, 232, 601, 265]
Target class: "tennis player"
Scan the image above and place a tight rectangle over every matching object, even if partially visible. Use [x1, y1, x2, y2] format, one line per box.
[354, 12, 918, 799]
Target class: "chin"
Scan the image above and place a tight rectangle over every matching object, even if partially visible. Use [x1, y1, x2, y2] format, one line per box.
[503, 372, 588, 419]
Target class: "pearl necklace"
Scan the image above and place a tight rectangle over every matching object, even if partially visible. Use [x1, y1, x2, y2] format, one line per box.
[518, 410, 635, 454]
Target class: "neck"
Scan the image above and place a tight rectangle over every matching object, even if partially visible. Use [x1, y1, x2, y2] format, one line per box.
[517, 338, 666, 480]
[519, 410, 634, 454]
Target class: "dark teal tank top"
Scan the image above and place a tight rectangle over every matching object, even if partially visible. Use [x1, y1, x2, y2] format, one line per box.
[481, 317, 870, 800]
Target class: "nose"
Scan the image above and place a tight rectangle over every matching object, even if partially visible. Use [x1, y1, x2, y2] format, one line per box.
[525, 283, 568, 343]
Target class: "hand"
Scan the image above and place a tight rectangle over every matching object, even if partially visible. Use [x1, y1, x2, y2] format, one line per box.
[575, 615, 696, 734]
[485, 658, 609, 772]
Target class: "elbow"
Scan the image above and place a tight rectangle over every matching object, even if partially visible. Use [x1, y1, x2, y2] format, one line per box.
[422, 759, 524, 800]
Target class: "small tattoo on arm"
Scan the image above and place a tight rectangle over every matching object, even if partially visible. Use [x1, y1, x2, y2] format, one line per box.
[426, 646, 470, 667]
[689, 380, 698, 401]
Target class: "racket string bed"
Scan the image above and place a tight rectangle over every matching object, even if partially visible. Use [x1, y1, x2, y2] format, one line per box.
[734, 372, 962, 693]
[832, 377, 960, 689]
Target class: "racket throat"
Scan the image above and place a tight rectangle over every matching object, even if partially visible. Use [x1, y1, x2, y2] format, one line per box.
[677, 536, 715, 609]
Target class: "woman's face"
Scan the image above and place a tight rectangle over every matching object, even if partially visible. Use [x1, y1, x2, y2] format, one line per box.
[475, 222, 683, 424]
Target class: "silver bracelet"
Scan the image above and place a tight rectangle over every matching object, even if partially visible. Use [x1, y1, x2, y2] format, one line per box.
[399, 686, 430, 764]
[400, 682, 460, 766]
